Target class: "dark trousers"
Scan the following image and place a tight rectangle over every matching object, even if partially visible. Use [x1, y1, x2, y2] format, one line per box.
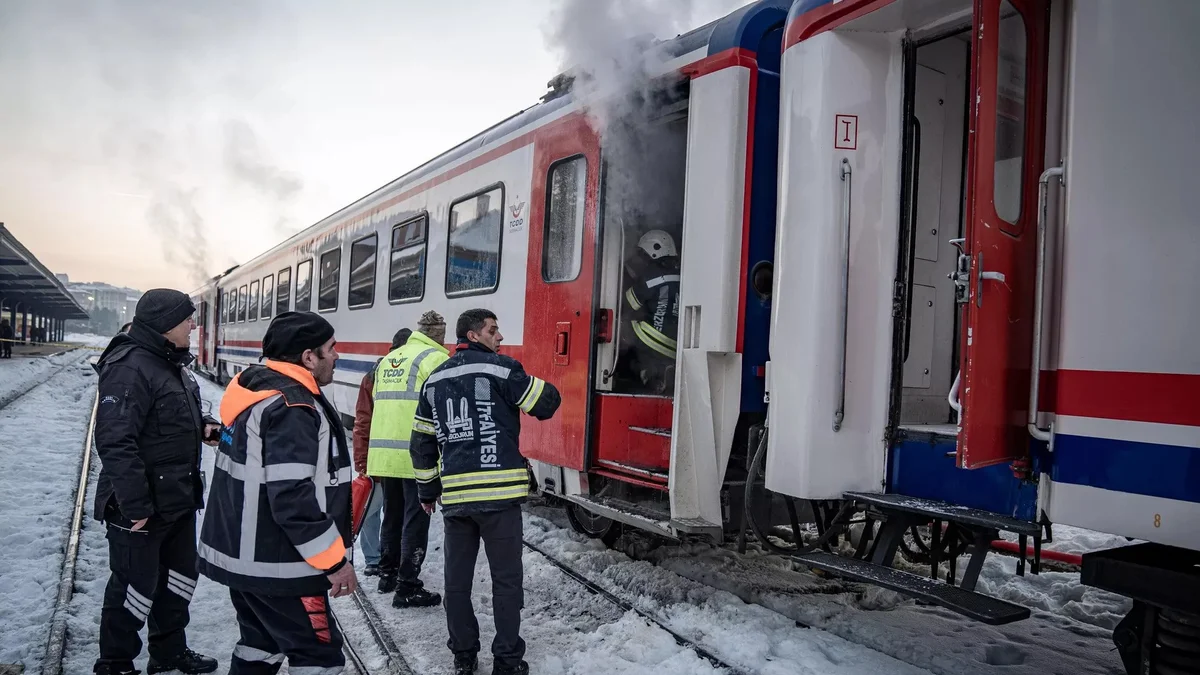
[97, 511, 198, 670]
[228, 589, 344, 674]
[378, 477, 431, 593]
[443, 505, 525, 667]
[0, 340, 11, 358]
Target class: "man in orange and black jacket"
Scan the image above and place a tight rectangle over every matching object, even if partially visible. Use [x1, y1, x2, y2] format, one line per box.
[199, 311, 356, 673]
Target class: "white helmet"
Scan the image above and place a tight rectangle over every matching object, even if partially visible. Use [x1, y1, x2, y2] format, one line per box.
[637, 230, 677, 259]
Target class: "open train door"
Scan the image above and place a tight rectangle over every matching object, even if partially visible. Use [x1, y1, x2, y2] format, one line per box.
[957, 0, 1050, 468]
[519, 114, 601, 472]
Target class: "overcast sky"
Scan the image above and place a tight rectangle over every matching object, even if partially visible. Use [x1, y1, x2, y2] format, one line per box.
[0, 0, 750, 292]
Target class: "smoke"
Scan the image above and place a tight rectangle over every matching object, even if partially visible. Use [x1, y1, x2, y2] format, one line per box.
[223, 119, 306, 237]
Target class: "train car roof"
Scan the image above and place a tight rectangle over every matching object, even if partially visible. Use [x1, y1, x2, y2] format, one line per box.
[219, 0, 790, 282]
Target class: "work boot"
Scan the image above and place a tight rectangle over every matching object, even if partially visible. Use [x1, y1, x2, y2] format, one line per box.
[364, 563, 380, 577]
[147, 648, 218, 674]
[492, 660, 529, 675]
[94, 663, 140, 675]
[393, 587, 441, 608]
[453, 653, 478, 675]
[377, 573, 397, 594]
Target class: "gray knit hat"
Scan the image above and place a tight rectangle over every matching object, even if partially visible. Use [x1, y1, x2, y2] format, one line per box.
[417, 310, 444, 328]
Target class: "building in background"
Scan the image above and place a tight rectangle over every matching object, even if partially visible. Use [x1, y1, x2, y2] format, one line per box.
[57, 274, 142, 335]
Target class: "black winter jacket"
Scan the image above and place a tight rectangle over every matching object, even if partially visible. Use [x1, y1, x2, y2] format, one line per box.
[198, 361, 353, 596]
[92, 322, 214, 522]
[410, 342, 561, 516]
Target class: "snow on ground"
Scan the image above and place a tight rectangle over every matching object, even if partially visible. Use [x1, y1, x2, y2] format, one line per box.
[0, 348, 89, 407]
[65, 332, 115, 349]
[0, 357, 98, 669]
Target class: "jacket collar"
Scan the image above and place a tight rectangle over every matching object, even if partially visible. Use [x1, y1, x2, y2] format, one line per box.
[264, 359, 320, 394]
[408, 330, 450, 354]
[456, 340, 494, 355]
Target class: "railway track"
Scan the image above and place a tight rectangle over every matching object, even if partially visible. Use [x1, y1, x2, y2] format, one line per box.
[0, 349, 92, 413]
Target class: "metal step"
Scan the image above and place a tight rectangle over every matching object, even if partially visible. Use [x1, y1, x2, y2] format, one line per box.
[1081, 543, 1200, 614]
[563, 493, 678, 540]
[629, 425, 672, 438]
[844, 491, 1039, 535]
[793, 551, 1031, 625]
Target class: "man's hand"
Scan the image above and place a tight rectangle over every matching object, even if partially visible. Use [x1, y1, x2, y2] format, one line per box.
[130, 518, 149, 531]
[327, 563, 357, 598]
[202, 423, 221, 447]
[421, 501, 436, 515]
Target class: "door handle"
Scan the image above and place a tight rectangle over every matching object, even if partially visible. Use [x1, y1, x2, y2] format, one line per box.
[555, 331, 569, 355]
[554, 321, 571, 366]
[975, 251, 1007, 308]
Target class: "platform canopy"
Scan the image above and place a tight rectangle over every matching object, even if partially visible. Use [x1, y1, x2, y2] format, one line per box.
[0, 223, 89, 320]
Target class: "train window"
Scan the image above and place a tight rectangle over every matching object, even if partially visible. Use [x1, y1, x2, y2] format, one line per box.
[542, 156, 587, 283]
[276, 267, 292, 315]
[221, 292, 229, 323]
[446, 185, 504, 296]
[295, 259, 313, 312]
[389, 214, 427, 304]
[248, 280, 260, 321]
[237, 285, 248, 322]
[348, 234, 377, 309]
[318, 248, 341, 312]
[199, 300, 208, 329]
[994, 0, 1027, 227]
[260, 274, 274, 319]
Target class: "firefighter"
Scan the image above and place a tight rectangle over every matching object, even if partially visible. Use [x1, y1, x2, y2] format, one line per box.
[198, 311, 356, 674]
[353, 327, 412, 576]
[92, 289, 220, 675]
[619, 229, 681, 394]
[367, 310, 450, 607]
[411, 308, 561, 675]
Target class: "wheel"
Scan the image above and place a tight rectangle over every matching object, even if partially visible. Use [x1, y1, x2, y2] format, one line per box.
[565, 501, 623, 548]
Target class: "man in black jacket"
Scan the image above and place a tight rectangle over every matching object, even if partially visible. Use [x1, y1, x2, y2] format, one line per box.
[92, 289, 221, 675]
[199, 311, 355, 674]
[411, 308, 561, 675]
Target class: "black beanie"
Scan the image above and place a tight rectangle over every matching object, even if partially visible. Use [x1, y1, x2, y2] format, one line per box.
[262, 311, 335, 359]
[134, 289, 196, 333]
[391, 328, 412, 350]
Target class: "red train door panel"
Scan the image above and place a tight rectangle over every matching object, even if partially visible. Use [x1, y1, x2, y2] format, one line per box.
[958, 0, 1050, 468]
[520, 114, 600, 472]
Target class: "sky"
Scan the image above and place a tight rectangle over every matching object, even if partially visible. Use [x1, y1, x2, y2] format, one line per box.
[0, 0, 752, 292]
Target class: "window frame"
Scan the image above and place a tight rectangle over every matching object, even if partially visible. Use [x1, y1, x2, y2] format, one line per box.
[248, 279, 260, 321]
[444, 182, 505, 298]
[221, 291, 229, 323]
[276, 267, 292, 316]
[260, 274, 274, 319]
[540, 154, 589, 284]
[295, 259, 314, 312]
[388, 212, 429, 305]
[237, 285, 248, 322]
[347, 233, 379, 310]
[317, 247, 342, 313]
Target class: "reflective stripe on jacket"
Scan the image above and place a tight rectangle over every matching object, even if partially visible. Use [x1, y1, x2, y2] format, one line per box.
[198, 360, 353, 596]
[365, 331, 449, 478]
[625, 271, 680, 358]
[410, 342, 561, 516]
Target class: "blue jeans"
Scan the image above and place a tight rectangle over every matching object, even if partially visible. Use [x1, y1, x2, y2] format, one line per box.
[359, 482, 384, 566]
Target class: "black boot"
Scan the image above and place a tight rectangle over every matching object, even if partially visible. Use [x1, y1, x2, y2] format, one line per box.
[377, 573, 397, 594]
[454, 652, 478, 675]
[364, 563, 380, 577]
[492, 660, 529, 675]
[393, 587, 442, 608]
[147, 648, 218, 674]
[94, 663, 140, 675]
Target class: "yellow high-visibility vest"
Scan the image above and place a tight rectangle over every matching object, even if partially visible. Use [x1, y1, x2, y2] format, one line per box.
[365, 332, 449, 478]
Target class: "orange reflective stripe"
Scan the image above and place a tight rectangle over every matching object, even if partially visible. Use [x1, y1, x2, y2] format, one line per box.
[303, 538, 346, 571]
[265, 360, 320, 394]
[219, 374, 280, 426]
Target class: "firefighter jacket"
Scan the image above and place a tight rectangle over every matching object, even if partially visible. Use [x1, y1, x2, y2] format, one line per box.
[410, 342, 561, 516]
[366, 331, 449, 479]
[624, 260, 680, 359]
[198, 360, 353, 596]
[92, 321, 214, 522]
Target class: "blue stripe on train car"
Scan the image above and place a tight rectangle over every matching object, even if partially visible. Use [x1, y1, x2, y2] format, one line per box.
[1053, 434, 1200, 505]
[887, 435, 1039, 522]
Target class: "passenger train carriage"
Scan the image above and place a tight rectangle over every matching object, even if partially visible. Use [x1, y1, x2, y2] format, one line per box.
[191, 2, 1199, 672]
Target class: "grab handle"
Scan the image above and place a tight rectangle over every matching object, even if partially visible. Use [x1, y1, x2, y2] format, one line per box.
[834, 158, 852, 432]
[1028, 163, 1065, 442]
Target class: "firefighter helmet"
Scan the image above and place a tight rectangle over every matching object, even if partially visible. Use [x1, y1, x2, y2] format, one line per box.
[637, 230, 678, 260]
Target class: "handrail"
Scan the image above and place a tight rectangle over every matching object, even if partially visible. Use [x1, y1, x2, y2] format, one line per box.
[603, 214, 628, 385]
[834, 158, 852, 432]
[1027, 163, 1065, 443]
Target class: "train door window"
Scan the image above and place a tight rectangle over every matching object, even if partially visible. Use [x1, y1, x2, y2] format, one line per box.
[248, 280, 260, 321]
[295, 260, 313, 312]
[994, 0, 1027, 230]
[542, 156, 587, 283]
[199, 301, 208, 328]
[260, 274, 274, 319]
[389, 215, 427, 303]
[221, 292, 229, 323]
[446, 185, 503, 296]
[276, 267, 292, 315]
[237, 285, 248, 322]
[318, 248, 341, 312]
[348, 234, 377, 309]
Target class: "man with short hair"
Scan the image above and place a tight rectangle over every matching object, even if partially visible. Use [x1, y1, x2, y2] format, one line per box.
[92, 289, 220, 675]
[352, 327, 412, 576]
[199, 311, 356, 673]
[411, 309, 561, 675]
[368, 311, 450, 608]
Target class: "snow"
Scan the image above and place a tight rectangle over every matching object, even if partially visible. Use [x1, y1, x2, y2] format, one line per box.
[65, 332, 115, 349]
[0, 356, 98, 669]
[0, 349, 89, 408]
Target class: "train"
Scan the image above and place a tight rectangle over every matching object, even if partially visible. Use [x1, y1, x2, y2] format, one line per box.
[190, 1, 1200, 672]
